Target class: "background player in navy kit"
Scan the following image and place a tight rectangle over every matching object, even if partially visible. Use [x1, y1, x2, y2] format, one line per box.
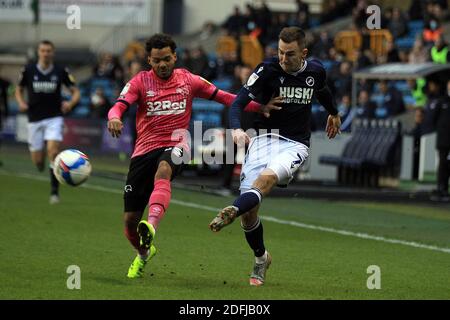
[209, 27, 341, 286]
[15, 40, 80, 204]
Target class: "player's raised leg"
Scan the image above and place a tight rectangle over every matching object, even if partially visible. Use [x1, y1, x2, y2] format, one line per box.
[209, 169, 277, 231]
[241, 204, 272, 286]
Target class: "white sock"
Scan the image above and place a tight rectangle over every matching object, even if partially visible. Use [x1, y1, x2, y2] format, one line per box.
[255, 250, 267, 264]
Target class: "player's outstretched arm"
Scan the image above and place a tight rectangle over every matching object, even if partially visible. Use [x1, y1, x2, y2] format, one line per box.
[326, 114, 341, 139]
[315, 85, 341, 139]
[107, 102, 127, 138]
[107, 76, 141, 138]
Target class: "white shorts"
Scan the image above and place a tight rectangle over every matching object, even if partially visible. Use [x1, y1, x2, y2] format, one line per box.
[240, 134, 309, 192]
[27, 116, 64, 152]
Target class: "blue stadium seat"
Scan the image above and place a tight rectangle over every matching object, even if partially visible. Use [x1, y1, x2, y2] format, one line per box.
[72, 105, 90, 118]
[321, 60, 335, 71]
[371, 95, 384, 107]
[394, 81, 409, 93]
[408, 20, 424, 32]
[404, 95, 416, 106]
[395, 37, 415, 50]
[212, 77, 233, 90]
[309, 17, 320, 28]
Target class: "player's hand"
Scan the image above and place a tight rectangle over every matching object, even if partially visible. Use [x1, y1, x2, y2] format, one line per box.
[18, 102, 28, 112]
[232, 128, 250, 145]
[326, 114, 341, 139]
[61, 101, 73, 114]
[107, 118, 123, 138]
[260, 96, 283, 118]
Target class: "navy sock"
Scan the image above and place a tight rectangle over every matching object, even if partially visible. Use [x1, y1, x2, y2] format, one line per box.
[242, 217, 265, 257]
[50, 168, 59, 196]
[233, 188, 262, 216]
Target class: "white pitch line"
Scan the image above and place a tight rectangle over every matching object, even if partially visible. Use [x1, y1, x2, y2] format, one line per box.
[2, 170, 450, 255]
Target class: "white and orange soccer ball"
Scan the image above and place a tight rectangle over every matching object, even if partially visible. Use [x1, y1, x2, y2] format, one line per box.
[53, 149, 92, 186]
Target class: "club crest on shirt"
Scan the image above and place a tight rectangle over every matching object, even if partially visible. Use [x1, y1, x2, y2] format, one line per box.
[306, 76, 315, 87]
[246, 73, 259, 87]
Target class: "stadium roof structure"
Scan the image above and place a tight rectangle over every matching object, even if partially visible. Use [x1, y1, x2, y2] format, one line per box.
[351, 62, 450, 108]
[353, 62, 450, 80]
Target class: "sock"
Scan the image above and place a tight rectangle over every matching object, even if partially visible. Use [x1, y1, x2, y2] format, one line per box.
[148, 179, 171, 229]
[233, 188, 262, 217]
[49, 165, 59, 195]
[255, 251, 268, 264]
[124, 224, 147, 256]
[242, 217, 266, 258]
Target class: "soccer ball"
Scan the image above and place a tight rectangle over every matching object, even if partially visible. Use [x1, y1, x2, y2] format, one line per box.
[53, 149, 92, 186]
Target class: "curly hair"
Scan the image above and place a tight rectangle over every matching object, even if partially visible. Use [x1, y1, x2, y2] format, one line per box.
[145, 34, 177, 53]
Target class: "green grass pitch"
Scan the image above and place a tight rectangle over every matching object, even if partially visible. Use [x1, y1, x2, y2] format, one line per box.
[0, 149, 449, 299]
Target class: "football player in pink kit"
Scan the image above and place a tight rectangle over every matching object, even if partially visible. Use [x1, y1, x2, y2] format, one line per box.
[107, 34, 280, 278]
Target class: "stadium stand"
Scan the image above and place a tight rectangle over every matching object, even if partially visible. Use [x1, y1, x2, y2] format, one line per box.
[320, 118, 402, 187]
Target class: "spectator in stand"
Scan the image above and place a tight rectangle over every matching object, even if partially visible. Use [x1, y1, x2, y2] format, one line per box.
[296, 0, 310, 16]
[431, 0, 448, 21]
[190, 46, 214, 80]
[199, 21, 216, 41]
[89, 87, 111, 119]
[93, 52, 124, 86]
[431, 79, 450, 202]
[177, 48, 193, 70]
[409, 37, 430, 64]
[423, 17, 444, 44]
[255, 1, 272, 46]
[264, 42, 278, 60]
[408, 0, 425, 21]
[337, 94, 356, 132]
[377, 80, 406, 118]
[381, 7, 393, 29]
[387, 40, 401, 62]
[328, 60, 353, 101]
[321, 0, 342, 24]
[352, 0, 369, 29]
[388, 7, 409, 39]
[398, 50, 410, 63]
[421, 78, 442, 134]
[353, 49, 373, 70]
[294, 10, 310, 30]
[408, 108, 425, 180]
[377, 40, 401, 64]
[222, 6, 246, 37]
[219, 50, 239, 77]
[408, 78, 428, 108]
[430, 34, 450, 64]
[356, 89, 376, 119]
[311, 31, 334, 60]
